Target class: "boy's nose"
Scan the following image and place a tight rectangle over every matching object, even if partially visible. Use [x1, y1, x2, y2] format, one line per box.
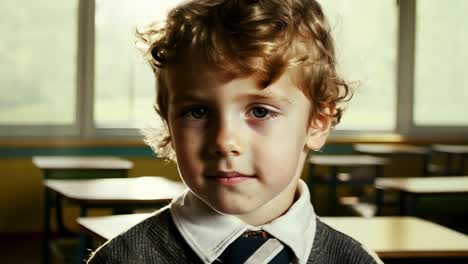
[209, 119, 243, 157]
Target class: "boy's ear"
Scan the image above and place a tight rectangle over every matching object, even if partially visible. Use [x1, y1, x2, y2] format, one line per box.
[305, 106, 333, 151]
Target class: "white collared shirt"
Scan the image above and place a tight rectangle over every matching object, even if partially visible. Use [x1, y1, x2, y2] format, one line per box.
[170, 180, 316, 264]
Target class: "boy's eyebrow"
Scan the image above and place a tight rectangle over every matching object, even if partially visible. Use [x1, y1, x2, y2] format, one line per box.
[169, 92, 293, 105]
[236, 93, 292, 105]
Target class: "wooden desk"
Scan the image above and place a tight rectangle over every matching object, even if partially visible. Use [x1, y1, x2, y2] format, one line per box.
[78, 214, 468, 258]
[44, 176, 185, 264]
[308, 155, 389, 167]
[45, 177, 186, 206]
[432, 145, 468, 175]
[433, 145, 468, 154]
[375, 176, 468, 215]
[323, 217, 468, 258]
[33, 156, 134, 182]
[308, 155, 388, 213]
[354, 143, 431, 176]
[33, 156, 134, 264]
[354, 144, 429, 155]
[78, 213, 152, 241]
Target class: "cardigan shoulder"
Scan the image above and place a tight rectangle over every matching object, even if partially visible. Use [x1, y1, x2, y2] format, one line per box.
[86, 207, 202, 264]
[307, 218, 382, 264]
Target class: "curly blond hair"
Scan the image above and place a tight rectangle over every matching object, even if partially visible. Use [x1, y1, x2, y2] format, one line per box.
[136, 0, 351, 159]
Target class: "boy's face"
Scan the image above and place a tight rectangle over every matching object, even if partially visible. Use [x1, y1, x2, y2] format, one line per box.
[165, 58, 330, 225]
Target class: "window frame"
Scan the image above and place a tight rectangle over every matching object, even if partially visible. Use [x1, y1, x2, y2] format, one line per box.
[334, 0, 468, 140]
[0, 0, 467, 141]
[395, 0, 468, 139]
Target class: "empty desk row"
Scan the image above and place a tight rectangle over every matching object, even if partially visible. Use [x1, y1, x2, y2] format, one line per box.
[33, 156, 134, 264]
[354, 143, 468, 176]
[33, 156, 186, 264]
[308, 154, 388, 214]
[308, 149, 468, 217]
[354, 143, 430, 176]
[44, 176, 186, 263]
[376, 176, 468, 216]
[432, 145, 468, 175]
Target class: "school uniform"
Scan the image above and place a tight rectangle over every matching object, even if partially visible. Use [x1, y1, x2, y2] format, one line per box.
[87, 180, 383, 264]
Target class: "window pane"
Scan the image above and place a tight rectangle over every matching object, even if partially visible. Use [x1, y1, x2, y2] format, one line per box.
[94, 0, 183, 128]
[319, 0, 398, 130]
[414, 0, 468, 126]
[0, 0, 77, 125]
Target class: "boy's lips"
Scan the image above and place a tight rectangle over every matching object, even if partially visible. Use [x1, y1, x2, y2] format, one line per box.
[207, 171, 255, 186]
[215, 171, 253, 178]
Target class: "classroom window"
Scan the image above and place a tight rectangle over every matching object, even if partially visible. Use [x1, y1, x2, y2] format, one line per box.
[1, 0, 467, 138]
[0, 0, 77, 125]
[413, 0, 468, 126]
[319, 0, 398, 131]
[94, 0, 183, 129]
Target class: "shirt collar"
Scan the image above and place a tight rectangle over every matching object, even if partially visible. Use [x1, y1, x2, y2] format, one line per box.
[170, 180, 316, 264]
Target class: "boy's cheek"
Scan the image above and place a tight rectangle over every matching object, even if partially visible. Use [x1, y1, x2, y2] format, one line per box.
[254, 139, 302, 167]
[175, 152, 203, 182]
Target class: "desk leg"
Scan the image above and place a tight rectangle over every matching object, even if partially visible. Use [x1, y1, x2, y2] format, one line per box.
[399, 191, 408, 215]
[422, 154, 430, 176]
[79, 206, 90, 263]
[55, 193, 69, 234]
[459, 154, 467, 175]
[407, 193, 417, 216]
[329, 166, 338, 215]
[445, 153, 454, 175]
[42, 188, 51, 264]
[375, 188, 383, 216]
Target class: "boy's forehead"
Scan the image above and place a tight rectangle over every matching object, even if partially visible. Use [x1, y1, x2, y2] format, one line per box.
[165, 62, 297, 105]
[165, 49, 238, 82]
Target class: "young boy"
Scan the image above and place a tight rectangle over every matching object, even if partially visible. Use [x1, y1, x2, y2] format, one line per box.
[88, 0, 382, 263]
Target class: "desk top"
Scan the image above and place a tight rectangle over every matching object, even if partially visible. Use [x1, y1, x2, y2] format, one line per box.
[354, 144, 429, 155]
[33, 156, 134, 170]
[78, 214, 468, 258]
[308, 155, 388, 166]
[432, 144, 468, 154]
[324, 216, 468, 257]
[78, 213, 152, 241]
[45, 177, 186, 204]
[375, 176, 468, 194]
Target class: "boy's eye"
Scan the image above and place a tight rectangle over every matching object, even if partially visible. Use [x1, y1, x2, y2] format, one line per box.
[183, 107, 208, 119]
[251, 107, 269, 118]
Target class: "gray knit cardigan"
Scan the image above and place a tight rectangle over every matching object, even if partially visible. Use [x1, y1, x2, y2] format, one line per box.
[87, 208, 379, 264]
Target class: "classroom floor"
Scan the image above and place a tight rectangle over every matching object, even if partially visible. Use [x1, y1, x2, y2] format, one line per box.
[0, 236, 42, 264]
[0, 235, 79, 264]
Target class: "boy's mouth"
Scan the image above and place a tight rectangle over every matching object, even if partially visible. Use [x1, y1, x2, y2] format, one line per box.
[207, 171, 255, 186]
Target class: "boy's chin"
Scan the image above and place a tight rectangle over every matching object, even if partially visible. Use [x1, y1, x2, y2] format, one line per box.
[205, 200, 260, 217]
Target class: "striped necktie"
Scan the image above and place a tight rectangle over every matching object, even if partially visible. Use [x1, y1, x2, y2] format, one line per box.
[216, 230, 294, 264]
